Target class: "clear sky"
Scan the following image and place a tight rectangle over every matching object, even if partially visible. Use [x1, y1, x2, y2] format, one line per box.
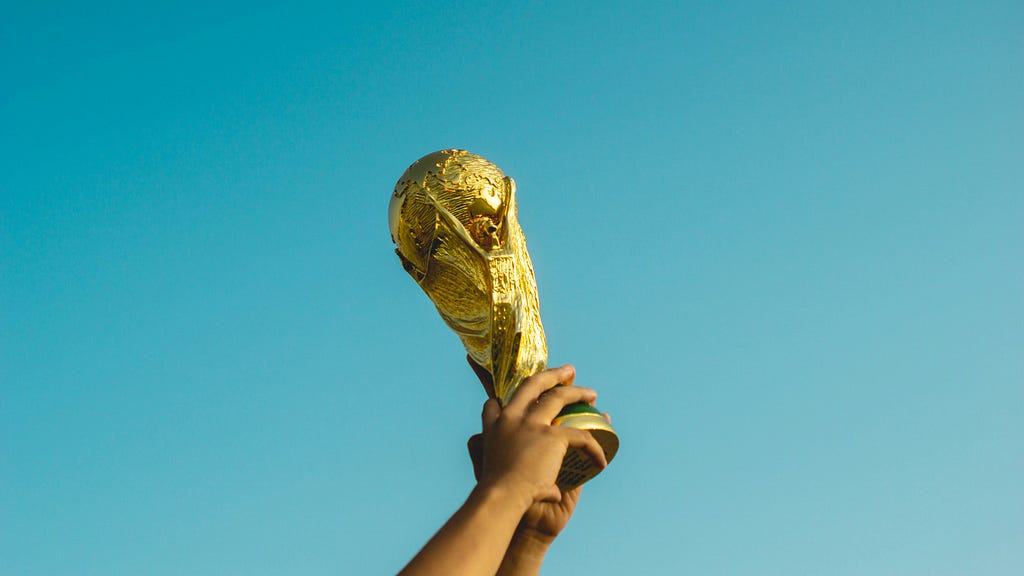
[2, 2, 1022, 574]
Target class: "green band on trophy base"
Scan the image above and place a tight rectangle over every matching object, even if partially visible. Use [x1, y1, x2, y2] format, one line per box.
[556, 401, 602, 417]
[390, 149, 619, 491]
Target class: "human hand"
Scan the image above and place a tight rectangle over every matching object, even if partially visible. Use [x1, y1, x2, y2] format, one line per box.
[469, 433, 583, 544]
[467, 358, 605, 540]
[466, 360, 608, 508]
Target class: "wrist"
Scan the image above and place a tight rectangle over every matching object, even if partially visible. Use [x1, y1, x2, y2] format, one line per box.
[472, 477, 534, 519]
[510, 527, 555, 556]
[497, 527, 551, 576]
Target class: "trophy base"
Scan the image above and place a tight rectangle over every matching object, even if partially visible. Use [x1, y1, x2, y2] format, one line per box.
[552, 403, 619, 490]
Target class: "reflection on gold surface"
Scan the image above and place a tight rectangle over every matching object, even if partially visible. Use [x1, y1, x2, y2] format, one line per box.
[389, 149, 546, 405]
[390, 150, 618, 488]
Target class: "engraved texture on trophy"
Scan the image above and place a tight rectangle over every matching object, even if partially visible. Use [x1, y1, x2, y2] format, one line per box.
[390, 149, 618, 488]
[389, 149, 546, 404]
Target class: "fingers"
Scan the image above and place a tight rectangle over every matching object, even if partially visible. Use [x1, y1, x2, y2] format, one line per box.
[536, 484, 563, 504]
[472, 363, 608, 502]
[559, 365, 576, 387]
[566, 427, 609, 469]
[532, 386, 598, 423]
[482, 398, 501, 418]
[481, 398, 500, 434]
[506, 364, 576, 413]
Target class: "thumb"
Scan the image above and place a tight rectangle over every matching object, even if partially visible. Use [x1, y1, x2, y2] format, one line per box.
[481, 398, 500, 433]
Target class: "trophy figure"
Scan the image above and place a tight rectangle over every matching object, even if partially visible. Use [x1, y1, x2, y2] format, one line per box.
[388, 149, 618, 489]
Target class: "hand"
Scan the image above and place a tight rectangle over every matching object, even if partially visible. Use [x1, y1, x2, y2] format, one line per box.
[515, 409, 611, 544]
[397, 361, 605, 576]
[473, 365, 607, 506]
[466, 358, 606, 540]
[469, 434, 582, 537]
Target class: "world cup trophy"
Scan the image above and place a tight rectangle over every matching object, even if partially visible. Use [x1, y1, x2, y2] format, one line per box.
[388, 149, 618, 489]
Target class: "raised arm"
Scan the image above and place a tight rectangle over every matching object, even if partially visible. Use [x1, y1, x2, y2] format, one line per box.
[398, 365, 607, 576]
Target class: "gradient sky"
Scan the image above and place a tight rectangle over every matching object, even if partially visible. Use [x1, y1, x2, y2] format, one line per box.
[3, 2, 1022, 575]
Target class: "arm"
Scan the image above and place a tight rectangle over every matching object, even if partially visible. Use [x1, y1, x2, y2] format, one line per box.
[398, 365, 607, 576]
[468, 432, 582, 576]
[466, 360, 602, 576]
[494, 487, 583, 576]
[397, 477, 532, 576]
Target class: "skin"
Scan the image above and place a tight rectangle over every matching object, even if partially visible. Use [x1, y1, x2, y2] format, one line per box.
[398, 363, 607, 576]
[470, 427, 584, 575]
[467, 358, 605, 575]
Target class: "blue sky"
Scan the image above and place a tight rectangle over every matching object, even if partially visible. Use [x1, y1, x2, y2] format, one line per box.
[2, 2, 1022, 574]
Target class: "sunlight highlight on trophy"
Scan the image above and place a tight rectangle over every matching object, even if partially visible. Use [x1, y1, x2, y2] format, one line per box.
[388, 149, 618, 489]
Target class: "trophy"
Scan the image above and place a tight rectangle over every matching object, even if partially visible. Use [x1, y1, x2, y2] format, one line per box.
[388, 149, 618, 489]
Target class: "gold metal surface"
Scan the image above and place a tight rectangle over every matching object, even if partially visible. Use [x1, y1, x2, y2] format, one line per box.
[389, 149, 546, 405]
[551, 412, 620, 490]
[390, 149, 618, 487]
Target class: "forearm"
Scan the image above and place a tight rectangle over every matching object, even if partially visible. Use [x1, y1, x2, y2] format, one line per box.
[399, 483, 531, 576]
[497, 530, 553, 576]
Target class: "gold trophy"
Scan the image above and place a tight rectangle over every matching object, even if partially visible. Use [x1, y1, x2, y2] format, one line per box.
[388, 149, 618, 489]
